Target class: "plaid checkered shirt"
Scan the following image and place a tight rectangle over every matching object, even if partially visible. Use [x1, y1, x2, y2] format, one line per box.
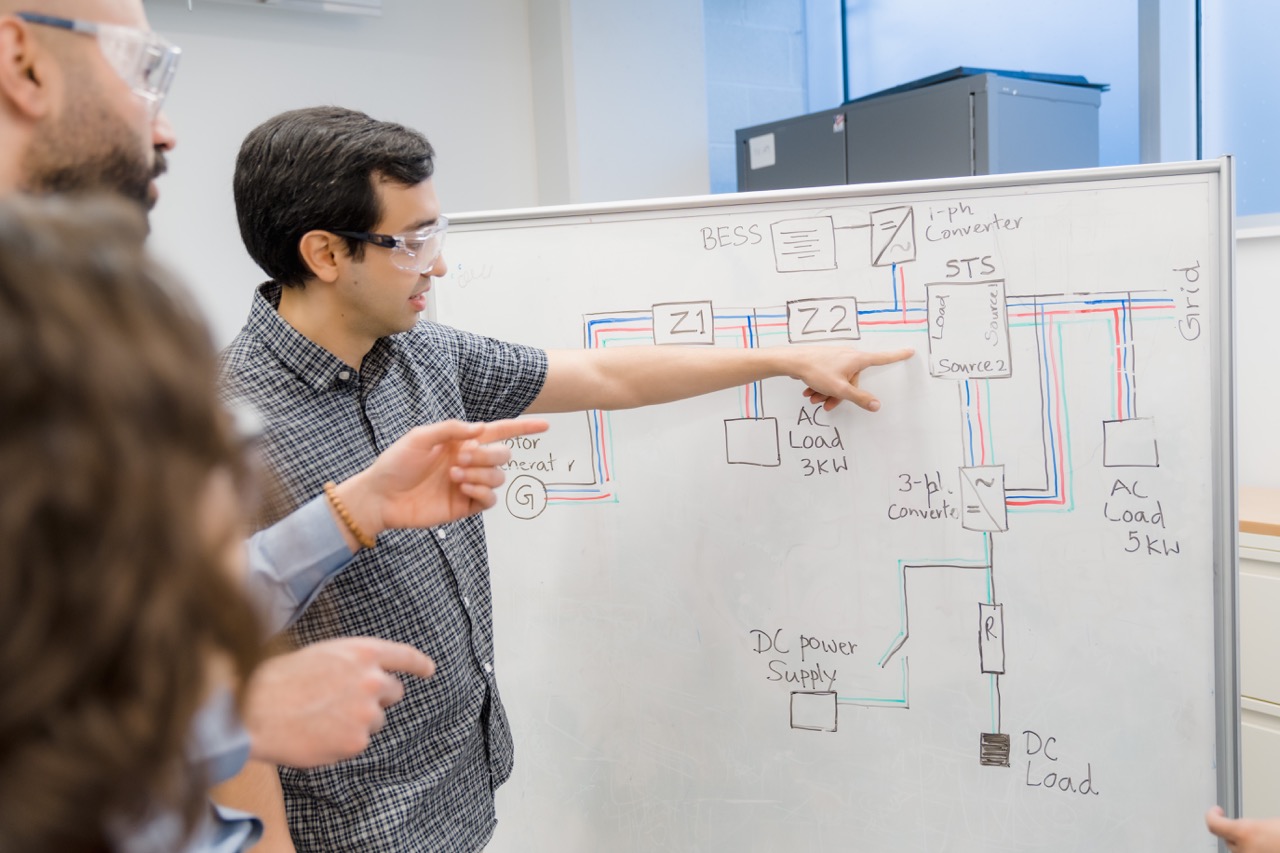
[219, 283, 547, 852]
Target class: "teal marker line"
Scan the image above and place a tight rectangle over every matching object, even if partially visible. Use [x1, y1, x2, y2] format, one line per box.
[985, 537, 994, 604]
[878, 546, 992, 666]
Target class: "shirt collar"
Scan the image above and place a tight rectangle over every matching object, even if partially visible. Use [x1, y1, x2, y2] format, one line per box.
[248, 281, 392, 393]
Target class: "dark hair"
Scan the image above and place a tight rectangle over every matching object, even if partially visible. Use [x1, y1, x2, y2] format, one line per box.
[234, 106, 435, 287]
[0, 195, 263, 851]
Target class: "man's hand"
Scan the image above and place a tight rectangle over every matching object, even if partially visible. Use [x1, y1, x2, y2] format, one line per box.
[794, 346, 915, 412]
[244, 637, 437, 767]
[1207, 806, 1280, 853]
[333, 417, 549, 547]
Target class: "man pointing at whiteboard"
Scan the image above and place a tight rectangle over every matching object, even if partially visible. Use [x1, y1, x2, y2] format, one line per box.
[217, 105, 914, 852]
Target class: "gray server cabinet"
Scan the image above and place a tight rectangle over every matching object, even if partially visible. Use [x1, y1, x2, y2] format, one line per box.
[846, 71, 1101, 183]
[735, 69, 1104, 191]
[735, 107, 848, 193]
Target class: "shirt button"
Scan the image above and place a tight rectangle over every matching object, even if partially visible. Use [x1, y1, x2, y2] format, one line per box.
[483, 662, 493, 674]
[337, 370, 351, 381]
[436, 529, 447, 541]
[462, 596, 471, 608]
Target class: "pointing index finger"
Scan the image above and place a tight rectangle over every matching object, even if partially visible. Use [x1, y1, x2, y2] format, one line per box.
[861, 347, 916, 367]
[366, 638, 437, 680]
[476, 417, 551, 444]
[406, 420, 484, 446]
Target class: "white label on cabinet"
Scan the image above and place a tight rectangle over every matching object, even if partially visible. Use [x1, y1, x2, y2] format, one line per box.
[748, 133, 776, 170]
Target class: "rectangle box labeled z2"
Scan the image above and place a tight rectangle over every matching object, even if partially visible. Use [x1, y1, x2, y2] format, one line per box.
[926, 279, 1011, 380]
[786, 297, 860, 343]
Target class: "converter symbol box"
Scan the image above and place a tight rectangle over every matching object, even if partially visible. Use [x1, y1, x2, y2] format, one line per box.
[870, 206, 917, 266]
[960, 465, 1007, 532]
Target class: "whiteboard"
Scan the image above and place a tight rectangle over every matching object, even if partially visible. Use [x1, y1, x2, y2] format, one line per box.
[434, 161, 1238, 853]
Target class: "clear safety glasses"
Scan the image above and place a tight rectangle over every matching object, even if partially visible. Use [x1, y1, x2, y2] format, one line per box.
[17, 12, 182, 119]
[331, 217, 449, 275]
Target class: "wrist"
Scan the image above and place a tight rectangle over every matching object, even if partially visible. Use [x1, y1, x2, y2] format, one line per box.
[241, 676, 277, 763]
[764, 346, 802, 380]
[328, 476, 384, 551]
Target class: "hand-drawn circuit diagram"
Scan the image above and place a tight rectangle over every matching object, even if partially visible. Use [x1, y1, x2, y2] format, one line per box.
[498, 198, 1203, 771]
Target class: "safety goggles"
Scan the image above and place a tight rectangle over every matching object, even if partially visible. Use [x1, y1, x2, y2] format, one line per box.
[331, 217, 449, 274]
[17, 12, 182, 119]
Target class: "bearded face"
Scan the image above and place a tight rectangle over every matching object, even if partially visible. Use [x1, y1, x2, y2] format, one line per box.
[21, 73, 162, 210]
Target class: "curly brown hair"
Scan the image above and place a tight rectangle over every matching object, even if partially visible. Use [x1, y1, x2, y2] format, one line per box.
[0, 195, 263, 851]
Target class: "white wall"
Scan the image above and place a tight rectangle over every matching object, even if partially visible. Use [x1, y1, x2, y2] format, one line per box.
[144, 0, 540, 345]
[143, 0, 710, 344]
[1137, 0, 1197, 163]
[1235, 218, 1280, 490]
[703, 0, 809, 194]
[1202, 0, 1280, 215]
[843, 0, 1140, 168]
[557, 0, 710, 204]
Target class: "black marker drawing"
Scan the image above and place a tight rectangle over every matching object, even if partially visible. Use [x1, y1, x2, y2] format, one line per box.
[871, 206, 917, 266]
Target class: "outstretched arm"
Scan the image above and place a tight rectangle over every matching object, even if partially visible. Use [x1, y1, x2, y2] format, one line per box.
[525, 345, 914, 415]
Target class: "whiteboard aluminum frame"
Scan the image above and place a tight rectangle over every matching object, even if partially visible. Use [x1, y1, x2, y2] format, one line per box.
[448, 158, 1240, 819]
[1213, 155, 1241, 821]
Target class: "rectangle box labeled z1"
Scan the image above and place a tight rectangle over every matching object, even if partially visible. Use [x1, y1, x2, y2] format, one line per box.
[652, 301, 716, 345]
[926, 280, 1011, 380]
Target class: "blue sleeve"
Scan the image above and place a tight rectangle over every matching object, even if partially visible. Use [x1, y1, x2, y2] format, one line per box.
[244, 495, 353, 634]
[113, 802, 263, 853]
[114, 691, 264, 853]
[201, 804, 264, 853]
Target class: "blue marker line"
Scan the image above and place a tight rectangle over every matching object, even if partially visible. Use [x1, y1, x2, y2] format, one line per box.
[590, 410, 605, 483]
[858, 306, 928, 316]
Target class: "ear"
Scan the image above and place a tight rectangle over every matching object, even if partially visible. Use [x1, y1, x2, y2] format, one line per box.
[0, 17, 53, 121]
[298, 230, 346, 283]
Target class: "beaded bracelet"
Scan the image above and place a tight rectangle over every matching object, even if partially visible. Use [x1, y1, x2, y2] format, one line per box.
[323, 481, 377, 550]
